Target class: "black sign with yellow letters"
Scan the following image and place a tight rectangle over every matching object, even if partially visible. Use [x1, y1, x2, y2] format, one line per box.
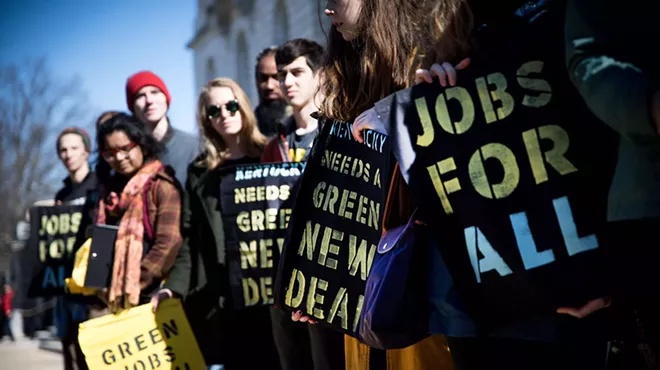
[220, 162, 304, 309]
[395, 2, 618, 326]
[23, 204, 84, 297]
[275, 120, 392, 335]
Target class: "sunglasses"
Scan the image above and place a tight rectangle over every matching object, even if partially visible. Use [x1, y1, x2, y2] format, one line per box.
[207, 100, 240, 118]
[101, 142, 138, 161]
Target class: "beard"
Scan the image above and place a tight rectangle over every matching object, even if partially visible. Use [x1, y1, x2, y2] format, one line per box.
[255, 98, 290, 137]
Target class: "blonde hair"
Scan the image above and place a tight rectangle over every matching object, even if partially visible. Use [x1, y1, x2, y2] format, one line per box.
[196, 77, 267, 169]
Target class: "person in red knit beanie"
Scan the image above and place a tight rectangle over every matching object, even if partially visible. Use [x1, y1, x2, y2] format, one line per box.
[124, 70, 199, 185]
[125, 71, 172, 138]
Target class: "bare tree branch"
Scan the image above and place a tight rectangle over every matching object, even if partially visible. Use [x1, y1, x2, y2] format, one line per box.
[0, 58, 91, 256]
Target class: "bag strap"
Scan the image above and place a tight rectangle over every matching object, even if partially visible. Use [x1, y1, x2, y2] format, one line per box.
[382, 163, 419, 234]
[142, 177, 154, 241]
[405, 208, 419, 228]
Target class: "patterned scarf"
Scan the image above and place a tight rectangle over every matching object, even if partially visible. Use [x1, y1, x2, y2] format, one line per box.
[96, 160, 164, 311]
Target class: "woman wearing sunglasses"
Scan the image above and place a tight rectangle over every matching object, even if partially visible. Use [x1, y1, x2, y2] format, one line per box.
[151, 78, 280, 370]
[94, 113, 183, 313]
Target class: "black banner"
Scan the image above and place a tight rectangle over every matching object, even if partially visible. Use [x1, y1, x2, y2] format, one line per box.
[22, 204, 84, 297]
[275, 120, 392, 335]
[394, 3, 618, 325]
[220, 162, 305, 309]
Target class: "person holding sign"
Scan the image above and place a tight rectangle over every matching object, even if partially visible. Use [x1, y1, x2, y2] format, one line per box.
[262, 39, 347, 370]
[294, 1, 457, 369]
[54, 127, 98, 370]
[94, 113, 183, 312]
[152, 78, 281, 369]
[55, 127, 96, 207]
[350, 0, 620, 369]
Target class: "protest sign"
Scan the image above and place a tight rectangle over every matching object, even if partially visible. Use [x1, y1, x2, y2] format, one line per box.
[220, 162, 305, 309]
[275, 120, 392, 335]
[22, 204, 84, 297]
[78, 299, 206, 370]
[393, 3, 617, 325]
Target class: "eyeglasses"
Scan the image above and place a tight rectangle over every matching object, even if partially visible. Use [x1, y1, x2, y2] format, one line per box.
[101, 142, 138, 161]
[207, 100, 240, 118]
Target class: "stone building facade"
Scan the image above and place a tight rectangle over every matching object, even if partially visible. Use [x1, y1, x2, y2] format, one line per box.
[188, 0, 329, 105]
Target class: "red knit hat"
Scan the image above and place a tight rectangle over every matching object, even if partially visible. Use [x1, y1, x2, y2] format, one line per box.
[125, 71, 171, 112]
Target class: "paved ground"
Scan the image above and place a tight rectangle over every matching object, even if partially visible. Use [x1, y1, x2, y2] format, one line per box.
[0, 338, 63, 370]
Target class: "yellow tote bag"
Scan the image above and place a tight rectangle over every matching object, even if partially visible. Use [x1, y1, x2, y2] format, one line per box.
[78, 299, 206, 370]
[65, 238, 99, 296]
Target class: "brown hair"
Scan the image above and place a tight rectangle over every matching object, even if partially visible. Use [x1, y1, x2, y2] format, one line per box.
[320, 0, 472, 121]
[95, 111, 122, 129]
[424, 0, 473, 69]
[275, 38, 325, 73]
[196, 78, 267, 169]
[56, 127, 92, 153]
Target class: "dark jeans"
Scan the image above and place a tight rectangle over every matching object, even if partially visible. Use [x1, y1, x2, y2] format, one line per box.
[270, 307, 345, 370]
[606, 218, 660, 299]
[189, 305, 281, 370]
[447, 336, 608, 370]
[606, 219, 660, 364]
[2, 313, 14, 341]
[62, 321, 87, 370]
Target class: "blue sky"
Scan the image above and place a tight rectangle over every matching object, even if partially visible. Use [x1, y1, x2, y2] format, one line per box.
[0, 0, 198, 134]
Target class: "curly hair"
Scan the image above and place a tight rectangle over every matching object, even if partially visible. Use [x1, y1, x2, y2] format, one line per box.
[255, 46, 278, 82]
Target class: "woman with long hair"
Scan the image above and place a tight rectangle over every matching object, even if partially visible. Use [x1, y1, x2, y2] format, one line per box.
[286, 1, 464, 369]
[151, 78, 280, 370]
[95, 113, 183, 313]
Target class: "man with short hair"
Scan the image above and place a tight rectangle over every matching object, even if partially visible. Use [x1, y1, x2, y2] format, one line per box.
[262, 39, 324, 164]
[254, 47, 291, 138]
[55, 128, 96, 205]
[125, 71, 199, 185]
[54, 127, 98, 370]
[262, 38, 345, 370]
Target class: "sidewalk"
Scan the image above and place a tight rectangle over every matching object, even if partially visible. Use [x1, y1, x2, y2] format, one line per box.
[0, 338, 63, 370]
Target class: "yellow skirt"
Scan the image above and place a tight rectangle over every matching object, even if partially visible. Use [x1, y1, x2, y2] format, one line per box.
[345, 334, 454, 370]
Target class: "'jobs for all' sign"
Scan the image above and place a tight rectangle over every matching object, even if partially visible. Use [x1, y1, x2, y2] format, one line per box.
[397, 3, 616, 324]
[220, 162, 305, 309]
[276, 120, 392, 336]
[24, 205, 84, 297]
